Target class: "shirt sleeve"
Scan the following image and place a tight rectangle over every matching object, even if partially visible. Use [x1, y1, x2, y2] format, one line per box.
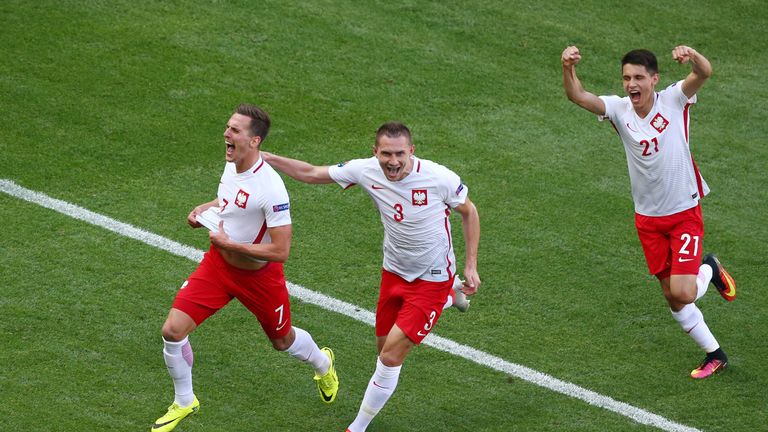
[328, 158, 368, 189]
[660, 80, 696, 109]
[436, 165, 468, 208]
[598, 95, 624, 122]
[263, 181, 292, 228]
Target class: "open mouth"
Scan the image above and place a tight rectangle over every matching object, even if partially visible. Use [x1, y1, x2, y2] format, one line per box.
[225, 140, 235, 157]
[629, 90, 641, 104]
[386, 165, 401, 179]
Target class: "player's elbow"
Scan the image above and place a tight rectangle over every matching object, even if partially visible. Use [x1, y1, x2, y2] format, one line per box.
[272, 245, 290, 262]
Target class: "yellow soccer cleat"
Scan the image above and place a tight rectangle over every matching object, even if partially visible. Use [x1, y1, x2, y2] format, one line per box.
[151, 396, 200, 432]
[314, 347, 339, 404]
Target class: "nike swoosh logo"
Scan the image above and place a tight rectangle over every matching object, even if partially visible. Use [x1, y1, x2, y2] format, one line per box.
[371, 184, 384, 189]
[417, 330, 427, 337]
[373, 381, 389, 389]
[276, 321, 287, 331]
[153, 417, 181, 429]
[319, 387, 334, 402]
[678, 257, 694, 262]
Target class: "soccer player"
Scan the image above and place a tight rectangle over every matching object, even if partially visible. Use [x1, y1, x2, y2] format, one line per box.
[262, 122, 480, 431]
[150, 104, 339, 432]
[561, 45, 737, 378]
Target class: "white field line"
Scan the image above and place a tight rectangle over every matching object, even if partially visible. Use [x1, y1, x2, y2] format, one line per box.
[1, 178, 702, 432]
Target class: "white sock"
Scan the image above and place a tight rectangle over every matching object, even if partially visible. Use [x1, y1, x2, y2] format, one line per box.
[442, 290, 454, 310]
[696, 263, 713, 301]
[163, 337, 195, 407]
[347, 357, 402, 432]
[283, 327, 330, 376]
[670, 304, 719, 353]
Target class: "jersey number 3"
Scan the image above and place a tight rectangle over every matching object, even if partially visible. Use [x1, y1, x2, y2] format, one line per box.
[393, 203, 404, 222]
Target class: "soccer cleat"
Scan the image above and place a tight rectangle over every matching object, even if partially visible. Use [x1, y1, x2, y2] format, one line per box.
[151, 396, 199, 432]
[315, 347, 339, 404]
[690, 351, 728, 379]
[702, 253, 736, 301]
[451, 277, 471, 313]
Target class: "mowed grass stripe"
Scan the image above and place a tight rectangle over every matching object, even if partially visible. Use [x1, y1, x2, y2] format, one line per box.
[1, 178, 702, 432]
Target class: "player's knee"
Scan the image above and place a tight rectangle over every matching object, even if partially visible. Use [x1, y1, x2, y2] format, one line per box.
[669, 287, 697, 305]
[161, 321, 188, 342]
[378, 350, 406, 367]
[271, 330, 295, 351]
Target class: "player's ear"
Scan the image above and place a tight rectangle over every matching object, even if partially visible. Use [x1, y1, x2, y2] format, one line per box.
[251, 135, 262, 149]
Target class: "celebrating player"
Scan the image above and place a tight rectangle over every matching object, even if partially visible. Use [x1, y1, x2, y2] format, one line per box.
[150, 104, 339, 432]
[263, 122, 480, 431]
[561, 45, 736, 378]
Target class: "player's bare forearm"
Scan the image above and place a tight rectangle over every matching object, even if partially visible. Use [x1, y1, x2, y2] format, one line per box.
[675, 46, 712, 99]
[261, 151, 334, 184]
[188, 198, 219, 227]
[456, 198, 481, 294]
[561, 46, 605, 116]
[210, 223, 292, 262]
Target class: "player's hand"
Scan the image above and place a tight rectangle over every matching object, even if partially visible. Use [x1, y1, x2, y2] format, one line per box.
[209, 221, 231, 248]
[462, 270, 481, 296]
[672, 45, 698, 64]
[562, 46, 582, 67]
[187, 207, 203, 228]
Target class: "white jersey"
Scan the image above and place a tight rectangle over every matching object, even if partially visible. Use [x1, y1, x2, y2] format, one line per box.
[328, 156, 468, 283]
[210, 158, 291, 248]
[599, 80, 709, 216]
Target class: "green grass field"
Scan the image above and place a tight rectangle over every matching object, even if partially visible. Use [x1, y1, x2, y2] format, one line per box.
[1, 1, 766, 431]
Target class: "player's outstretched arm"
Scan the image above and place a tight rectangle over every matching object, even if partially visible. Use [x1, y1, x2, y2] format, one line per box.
[262, 151, 335, 184]
[673, 45, 712, 99]
[561, 46, 606, 116]
[454, 197, 481, 296]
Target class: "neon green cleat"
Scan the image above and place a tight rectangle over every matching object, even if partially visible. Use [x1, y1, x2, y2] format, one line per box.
[314, 347, 339, 404]
[151, 396, 200, 432]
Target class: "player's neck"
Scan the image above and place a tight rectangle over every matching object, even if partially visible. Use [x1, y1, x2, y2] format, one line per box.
[235, 150, 261, 173]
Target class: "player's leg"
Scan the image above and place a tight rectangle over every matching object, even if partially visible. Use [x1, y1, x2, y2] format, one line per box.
[236, 262, 337, 402]
[347, 326, 414, 432]
[272, 325, 337, 404]
[666, 208, 728, 378]
[160, 308, 198, 408]
[152, 251, 230, 431]
[348, 275, 450, 432]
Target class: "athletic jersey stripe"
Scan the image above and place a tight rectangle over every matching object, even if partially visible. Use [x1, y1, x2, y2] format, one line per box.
[252, 159, 265, 173]
[253, 221, 268, 244]
[443, 208, 454, 279]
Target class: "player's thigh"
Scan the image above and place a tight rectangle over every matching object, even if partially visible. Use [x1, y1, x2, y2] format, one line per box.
[635, 213, 671, 276]
[376, 270, 405, 338]
[233, 262, 292, 339]
[396, 279, 452, 345]
[669, 207, 704, 276]
[172, 262, 233, 327]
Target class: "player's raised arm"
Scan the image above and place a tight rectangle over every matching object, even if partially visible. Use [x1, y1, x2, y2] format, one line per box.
[673, 45, 712, 99]
[562, 46, 606, 116]
[261, 151, 335, 184]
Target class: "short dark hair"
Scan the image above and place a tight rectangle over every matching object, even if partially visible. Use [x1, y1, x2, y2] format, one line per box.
[375, 122, 413, 147]
[235, 103, 271, 141]
[621, 49, 658, 75]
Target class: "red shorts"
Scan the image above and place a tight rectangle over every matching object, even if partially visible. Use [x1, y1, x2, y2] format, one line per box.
[375, 269, 453, 345]
[172, 246, 292, 339]
[634, 204, 704, 280]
